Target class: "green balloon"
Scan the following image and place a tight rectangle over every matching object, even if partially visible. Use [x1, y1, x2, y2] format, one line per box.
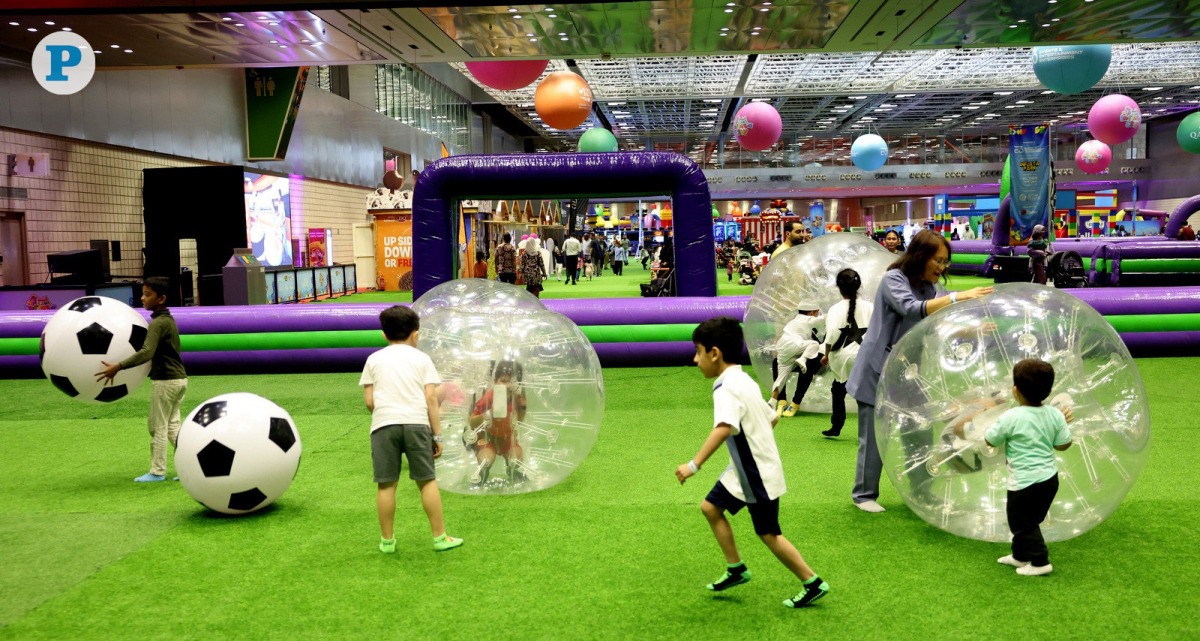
[578, 128, 619, 153]
[1177, 112, 1200, 154]
[712, 205, 720, 218]
[1000, 156, 1011, 204]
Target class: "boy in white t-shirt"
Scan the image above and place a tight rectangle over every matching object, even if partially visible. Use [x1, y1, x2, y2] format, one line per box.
[360, 305, 463, 554]
[675, 317, 830, 609]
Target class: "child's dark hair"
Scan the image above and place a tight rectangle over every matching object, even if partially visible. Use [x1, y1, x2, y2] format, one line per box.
[492, 359, 523, 382]
[503, 232, 512, 243]
[1013, 358, 1055, 406]
[692, 317, 743, 365]
[476, 250, 485, 261]
[836, 268, 862, 324]
[143, 276, 171, 298]
[379, 305, 419, 342]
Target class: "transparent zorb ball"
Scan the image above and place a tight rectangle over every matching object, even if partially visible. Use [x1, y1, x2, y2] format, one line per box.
[876, 283, 1150, 542]
[410, 278, 547, 317]
[745, 233, 894, 412]
[412, 280, 604, 495]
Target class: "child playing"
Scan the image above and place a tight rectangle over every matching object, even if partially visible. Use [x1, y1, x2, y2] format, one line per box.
[96, 277, 188, 483]
[473, 250, 488, 279]
[359, 305, 463, 554]
[820, 269, 873, 437]
[466, 360, 528, 487]
[675, 317, 829, 608]
[976, 358, 1072, 576]
[769, 304, 825, 418]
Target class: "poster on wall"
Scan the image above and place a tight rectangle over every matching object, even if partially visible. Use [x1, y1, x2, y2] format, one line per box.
[244, 172, 293, 267]
[1007, 125, 1053, 243]
[375, 214, 413, 291]
[308, 229, 327, 267]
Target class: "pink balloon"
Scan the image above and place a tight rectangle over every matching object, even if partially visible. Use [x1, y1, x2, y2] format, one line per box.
[1075, 140, 1112, 174]
[521, 234, 530, 241]
[1088, 94, 1141, 145]
[530, 233, 538, 239]
[465, 60, 549, 91]
[733, 102, 783, 152]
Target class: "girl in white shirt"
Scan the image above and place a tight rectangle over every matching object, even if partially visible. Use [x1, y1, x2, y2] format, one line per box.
[821, 269, 873, 438]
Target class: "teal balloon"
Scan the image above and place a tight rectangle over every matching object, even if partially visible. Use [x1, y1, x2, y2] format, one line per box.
[1000, 156, 1011, 204]
[578, 128, 618, 152]
[1032, 45, 1111, 95]
[1177, 112, 1200, 154]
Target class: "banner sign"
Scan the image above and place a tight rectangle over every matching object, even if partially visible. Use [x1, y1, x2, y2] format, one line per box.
[375, 214, 413, 291]
[308, 229, 327, 267]
[245, 67, 310, 161]
[1008, 125, 1053, 243]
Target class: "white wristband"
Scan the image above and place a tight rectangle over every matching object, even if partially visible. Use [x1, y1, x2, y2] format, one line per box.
[949, 291, 958, 304]
[687, 460, 699, 474]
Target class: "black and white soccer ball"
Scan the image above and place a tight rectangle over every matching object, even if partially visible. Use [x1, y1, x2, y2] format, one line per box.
[40, 296, 151, 404]
[175, 393, 302, 515]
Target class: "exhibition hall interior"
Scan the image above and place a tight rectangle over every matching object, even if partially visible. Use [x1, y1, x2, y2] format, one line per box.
[0, 0, 1198, 638]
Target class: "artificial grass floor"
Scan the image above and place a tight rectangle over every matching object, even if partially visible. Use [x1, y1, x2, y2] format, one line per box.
[318, 268, 994, 304]
[1, 358, 1196, 639]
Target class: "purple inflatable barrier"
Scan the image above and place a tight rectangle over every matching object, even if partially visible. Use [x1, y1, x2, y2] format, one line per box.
[1120, 331, 1200, 356]
[1068, 286, 1200, 315]
[412, 152, 716, 299]
[1164, 194, 1200, 239]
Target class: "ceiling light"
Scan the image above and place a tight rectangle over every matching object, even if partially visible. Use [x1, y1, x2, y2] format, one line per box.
[44, 20, 54, 25]
[124, 49, 133, 53]
[608, 102, 626, 105]
[1017, 19, 1027, 23]
[993, 91, 1013, 95]
[1009, 25, 1018, 28]
[270, 40, 278, 44]
[279, 45, 287, 48]
[760, 7, 769, 11]
[110, 44, 120, 48]
[1143, 87, 1163, 91]
[222, 17, 232, 21]
[548, 13, 557, 17]
[724, 8, 734, 12]
[234, 22, 244, 26]
[62, 27, 72, 31]
[1052, 18, 1061, 21]
[513, 14, 522, 18]
[26, 27, 35, 32]
[848, 95, 866, 99]
[895, 94, 915, 98]
[526, 32, 534, 36]
[558, 32, 566, 35]
[93, 49, 101, 54]
[1041, 90, 1055, 94]
[720, 27, 729, 31]
[1016, 99, 1034, 104]
[508, 8, 518, 12]
[1005, 105, 1017, 109]
[1041, 23, 1050, 27]
[257, 16, 269, 20]
[7, 21, 17, 26]
[546, 7, 555, 10]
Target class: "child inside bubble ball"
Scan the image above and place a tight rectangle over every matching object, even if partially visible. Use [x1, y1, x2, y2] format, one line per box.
[466, 360, 529, 487]
[768, 304, 825, 418]
[952, 359, 1074, 576]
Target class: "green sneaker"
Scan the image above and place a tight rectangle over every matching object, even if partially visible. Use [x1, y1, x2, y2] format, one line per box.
[706, 567, 752, 591]
[784, 577, 829, 608]
[379, 537, 396, 554]
[433, 534, 463, 552]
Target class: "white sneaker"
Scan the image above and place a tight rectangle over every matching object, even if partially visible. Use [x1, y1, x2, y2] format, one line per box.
[997, 554, 1030, 568]
[1016, 564, 1053, 576]
[854, 500, 886, 513]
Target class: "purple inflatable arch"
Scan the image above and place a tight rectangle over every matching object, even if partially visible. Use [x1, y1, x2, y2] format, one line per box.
[411, 152, 716, 299]
[1164, 194, 1200, 239]
[991, 195, 1013, 247]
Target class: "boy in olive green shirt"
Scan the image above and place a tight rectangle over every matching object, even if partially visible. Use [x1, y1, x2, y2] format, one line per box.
[984, 359, 1072, 577]
[96, 277, 188, 483]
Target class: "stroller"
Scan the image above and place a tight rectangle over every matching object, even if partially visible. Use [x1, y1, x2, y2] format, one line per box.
[1048, 251, 1087, 288]
[640, 269, 676, 297]
[738, 259, 757, 285]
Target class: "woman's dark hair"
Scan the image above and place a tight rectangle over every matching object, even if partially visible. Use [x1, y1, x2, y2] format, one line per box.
[889, 229, 951, 286]
[884, 229, 901, 240]
[836, 268, 862, 326]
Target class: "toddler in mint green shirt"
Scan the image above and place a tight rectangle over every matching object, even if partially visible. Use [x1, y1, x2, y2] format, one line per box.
[983, 359, 1073, 577]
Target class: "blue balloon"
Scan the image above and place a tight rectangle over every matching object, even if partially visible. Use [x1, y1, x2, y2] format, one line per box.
[1033, 44, 1111, 95]
[749, 204, 762, 215]
[851, 134, 889, 172]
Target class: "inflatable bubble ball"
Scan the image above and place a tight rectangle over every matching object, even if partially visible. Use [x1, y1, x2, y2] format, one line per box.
[876, 283, 1150, 542]
[745, 233, 895, 413]
[410, 278, 547, 318]
[412, 281, 604, 495]
[40, 296, 151, 404]
[175, 393, 302, 515]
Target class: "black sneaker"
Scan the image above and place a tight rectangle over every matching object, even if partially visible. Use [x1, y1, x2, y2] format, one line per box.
[706, 566, 752, 591]
[784, 578, 829, 608]
[821, 427, 841, 438]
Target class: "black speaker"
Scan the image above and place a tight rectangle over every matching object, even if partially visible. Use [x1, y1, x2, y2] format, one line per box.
[990, 255, 1032, 283]
[111, 240, 122, 262]
[47, 249, 102, 278]
[89, 239, 111, 280]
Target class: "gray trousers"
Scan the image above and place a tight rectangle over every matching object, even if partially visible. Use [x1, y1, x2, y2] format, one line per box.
[853, 400, 882, 503]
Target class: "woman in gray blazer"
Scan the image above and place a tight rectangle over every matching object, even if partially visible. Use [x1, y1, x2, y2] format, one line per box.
[845, 230, 993, 513]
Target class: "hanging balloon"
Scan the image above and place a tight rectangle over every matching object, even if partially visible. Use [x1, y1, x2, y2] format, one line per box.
[749, 203, 762, 215]
[1176, 112, 1200, 154]
[1000, 156, 1011, 204]
[733, 102, 783, 151]
[1031, 45, 1112, 95]
[711, 205, 720, 219]
[1088, 94, 1142, 145]
[850, 134, 889, 171]
[534, 71, 593, 131]
[465, 60, 548, 91]
[578, 128, 619, 152]
[1075, 140, 1112, 174]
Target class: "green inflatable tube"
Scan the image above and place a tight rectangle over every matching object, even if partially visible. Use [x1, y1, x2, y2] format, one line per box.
[1104, 313, 1200, 333]
[952, 253, 990, 266]
[1117, 259, 1200, 274]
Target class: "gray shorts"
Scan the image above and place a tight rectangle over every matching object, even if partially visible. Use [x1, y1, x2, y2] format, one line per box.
[370, 424, 436, 483]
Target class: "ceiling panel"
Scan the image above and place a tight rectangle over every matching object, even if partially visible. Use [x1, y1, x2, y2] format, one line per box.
[915, 0, 1200, 46]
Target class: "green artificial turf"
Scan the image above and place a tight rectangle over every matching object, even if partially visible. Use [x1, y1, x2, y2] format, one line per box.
[318, 269, 992, 305]
[0, 358, 1197, 639]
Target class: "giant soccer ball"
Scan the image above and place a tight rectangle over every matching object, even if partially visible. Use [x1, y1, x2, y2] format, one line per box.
[745, 234, 894, 413]
[175, 393, 302, 514]
[413, 280, 604, 495]
[40, 296, 151, 404]
[875, 284, 1150, 542]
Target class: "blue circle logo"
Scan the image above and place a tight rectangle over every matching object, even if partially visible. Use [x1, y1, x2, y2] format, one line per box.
[32, 31, 95, 95]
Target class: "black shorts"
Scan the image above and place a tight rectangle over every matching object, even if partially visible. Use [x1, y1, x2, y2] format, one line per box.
[370, 424, 436, 483]
[705, 482, 782, 536]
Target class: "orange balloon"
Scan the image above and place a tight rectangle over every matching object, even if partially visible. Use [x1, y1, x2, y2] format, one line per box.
[534, 71, 593, 130]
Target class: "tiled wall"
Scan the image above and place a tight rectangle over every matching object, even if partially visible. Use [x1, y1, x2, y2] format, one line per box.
[1, 126, 372, 286]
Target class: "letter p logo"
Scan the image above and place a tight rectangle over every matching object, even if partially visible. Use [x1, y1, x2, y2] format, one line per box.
[32, 32, 95, 95]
